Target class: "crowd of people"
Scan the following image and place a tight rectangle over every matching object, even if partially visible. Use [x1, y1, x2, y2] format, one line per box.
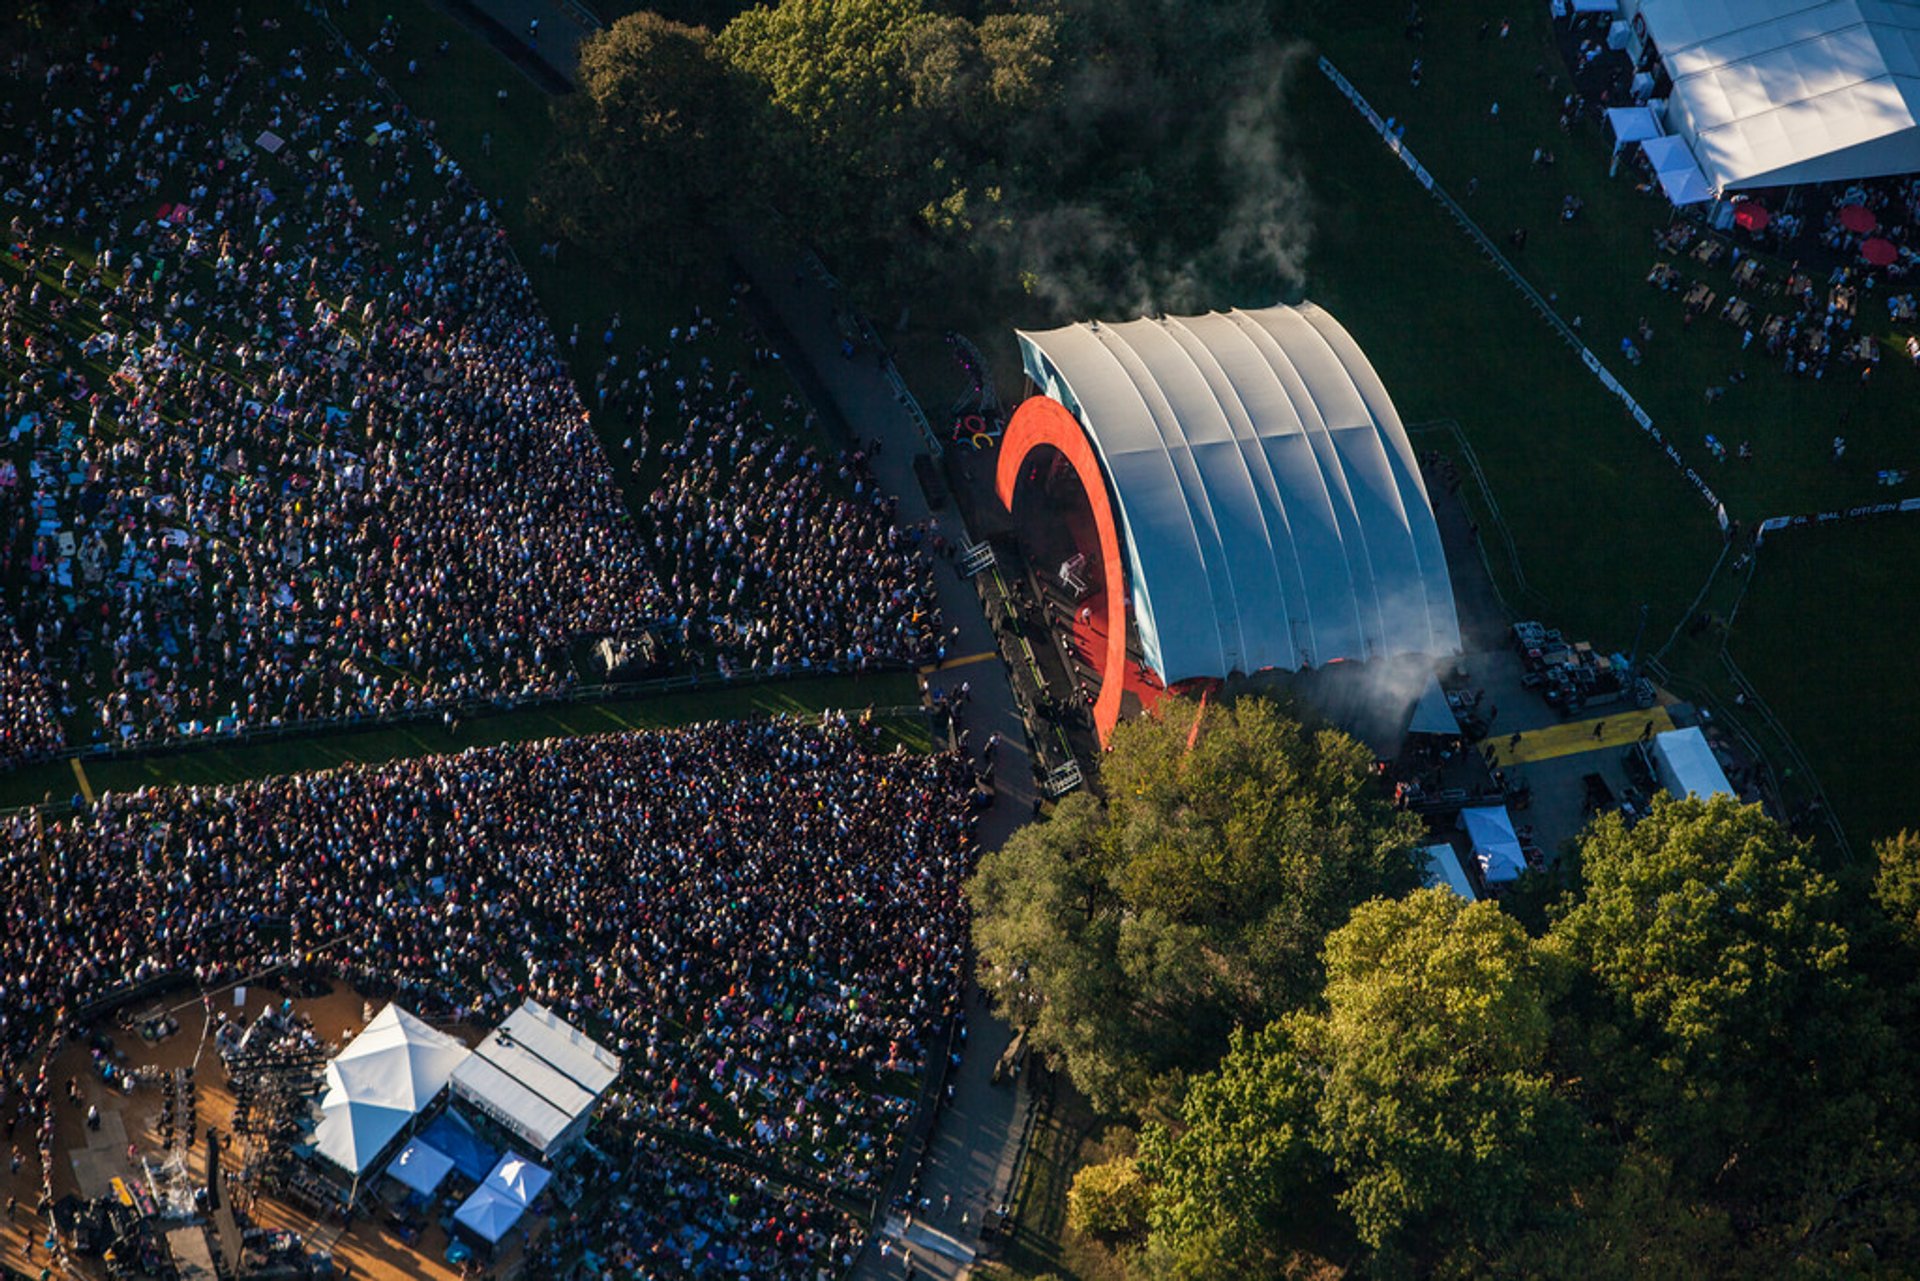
[0, 8, 940, 765]
[0, 717, 977, 1273]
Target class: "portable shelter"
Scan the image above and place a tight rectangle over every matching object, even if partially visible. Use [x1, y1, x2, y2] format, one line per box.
[313, 1005, 470, 1176]
[1649, 727, 1735, 800]
[1606, 105, 1664, 152]
[453, 1185, 526, 1245]
[417, 1110, 498, 1183]
[1462, 806, 1528, 884]
[1421, 843, 1480, 900]
[480, 1154, 551, 1208]
[385, 1138, 455, 1199]
[1625, 0, 1920, 193]
[1407, 675, 1460, 736]
[1641, 134, 1717, 204]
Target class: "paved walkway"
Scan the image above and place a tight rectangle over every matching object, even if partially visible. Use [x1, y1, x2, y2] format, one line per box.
[737, 241, 1037, 1280]
[459, 0, 598, 86]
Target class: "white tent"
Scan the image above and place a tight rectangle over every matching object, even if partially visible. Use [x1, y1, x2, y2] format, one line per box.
[386, 1137, 455, 1198]
[1421, 843, 1480, 900]
[449, 1000, 622, 1157]
[480, 1153, 552, 1208]
[1463, 806, 1528, 884]
[1407, 675, 1460, 736]
[1650, 726, 1736, 800]
[1642, 134, 1718, 204]
[313, 1005, 470, 1176]
[453, 1185, 526, 1245]
[1606, 105, 1664, 151]
[1629, 0, 1920, 193]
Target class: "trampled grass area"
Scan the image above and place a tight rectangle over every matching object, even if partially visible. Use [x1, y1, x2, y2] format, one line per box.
[1293, 1, 1920, 844]
[0, 670, 926, 809]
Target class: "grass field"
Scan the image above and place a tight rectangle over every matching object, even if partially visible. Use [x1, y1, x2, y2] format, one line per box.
[1279, 2, 1920, 846]
[0, 670, 925, 809]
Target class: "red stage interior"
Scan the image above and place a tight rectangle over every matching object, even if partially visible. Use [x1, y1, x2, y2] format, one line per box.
[1065, 589, 1170, 715]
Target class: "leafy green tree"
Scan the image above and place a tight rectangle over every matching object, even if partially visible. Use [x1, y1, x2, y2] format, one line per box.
[1872, 829, 1920, 944]
[1066, 1154, 1153, 1242]
[1307, 890, 1586, 1267]
[532, 13, 740, 278]
[1136, 1020, 1319, 1279]
[1549, 796, 1899, 1214]
[968, 696, 1422, 1113]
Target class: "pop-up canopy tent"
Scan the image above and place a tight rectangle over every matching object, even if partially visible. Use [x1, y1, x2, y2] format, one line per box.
[313, 1005, 470, 1176]
[1641, 134, 1716, 204]
[385, 1138, 455, 1199]
[1421, 842, 1479, 899]
[1462, 806, 1528, 884]
[1607, 105, 1665, 151]
[453, 1185, 526, 1245]
[1650, 726, 1735, 800]
[480, 1154, 551, 1209]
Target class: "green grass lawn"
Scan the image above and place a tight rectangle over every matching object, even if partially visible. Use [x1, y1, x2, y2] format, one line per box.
[1284, 0, 1920, 845]
[0, 670, 924, 809]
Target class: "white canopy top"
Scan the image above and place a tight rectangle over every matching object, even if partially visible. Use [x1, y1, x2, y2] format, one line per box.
[313, 1005, 470, 1175]
[386, 1137, 455, 1198]
[481, 1153, 552, 1208]
[1463, 806, 1527, 884]
[449, 1000, 622, 1156]
[1651, 726, 1737, 799]
[453, 1185, 526, 1245]
[1421, 843, 1480, 899]
[1606, 105, 1665, 150]
[1642, 134, 1719, 203]
[1016, 304, 1460, 684]
[1634, 0, 1920, 191]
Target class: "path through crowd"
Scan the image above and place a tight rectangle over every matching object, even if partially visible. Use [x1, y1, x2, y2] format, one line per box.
[740, 243, 1038, 1280]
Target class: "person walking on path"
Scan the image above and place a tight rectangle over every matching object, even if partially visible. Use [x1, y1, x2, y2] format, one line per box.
[1593, 720, 1606, 739]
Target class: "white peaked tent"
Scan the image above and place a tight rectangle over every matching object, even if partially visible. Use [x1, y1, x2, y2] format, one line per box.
[1650, 726, 1737, 799]
[1628, 0, 1920, 192]
[453, 1185, 526, 1245]
[313, 1005, 471, 1176]
[1421, 843, 1480, 900]
[1642, 134, 1717, 204]
[1463, 806, 1528, 884]
[480, 1153, 552, 1208]
[386, 1138, 455, 1198]
[1407, 674, 1460, 736]
[1606, 104, 1665, 152]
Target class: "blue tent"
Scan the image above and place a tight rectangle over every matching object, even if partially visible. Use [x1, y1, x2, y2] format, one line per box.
[454, 1184, 526, 1244]
[418, 1111, 498, 1184]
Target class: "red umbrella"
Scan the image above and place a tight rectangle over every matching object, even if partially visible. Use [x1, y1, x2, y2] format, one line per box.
[1733, 203, 1770, 231]
[1839, 203, 1878, 233]
[1862, 236, 1899, 266]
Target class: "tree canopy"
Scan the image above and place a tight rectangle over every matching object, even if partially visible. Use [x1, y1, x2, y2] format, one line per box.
[967, 695, 1423, 1113]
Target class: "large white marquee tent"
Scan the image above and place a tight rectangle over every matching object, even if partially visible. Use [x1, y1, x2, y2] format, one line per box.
[313, 1004, 470, 1176]
[449, 1000, 621, 1157]
[1624, 0, 1920, 193]
[1015, 304, 1460, 685]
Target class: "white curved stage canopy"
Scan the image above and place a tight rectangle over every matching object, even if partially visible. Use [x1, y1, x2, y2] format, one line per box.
[1016, 303, 1460, 684]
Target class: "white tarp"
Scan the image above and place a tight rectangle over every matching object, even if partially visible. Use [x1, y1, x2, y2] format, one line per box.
[1606, 106, 1664, 151]
[449, 1000, 621, 1156]
[1015, 304, 1461, 684]
[313, 1005, 470, 1175]
[1463, 806, 1528, 884]
[386, 1138, 454, 1198]
[1421, 843, 1479, 899]
[453, 1185, 525, 1245]
[1631, 0, 1920, 192]
[1651, 726, 1736, 800]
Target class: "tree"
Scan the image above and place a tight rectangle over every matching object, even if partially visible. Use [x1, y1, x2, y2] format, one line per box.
[968, 695, 1422, 1113]
[1306, 890, 1586, 1267]
[531, 13, 740, 278]
[1067, 1154, 1152, 1242]
[1136, 1020, 1320, 1279]
[1137, 891, 1585, 1275]
[1548, 797, 1899, 1216]
[1872, 829, 1920, 944]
